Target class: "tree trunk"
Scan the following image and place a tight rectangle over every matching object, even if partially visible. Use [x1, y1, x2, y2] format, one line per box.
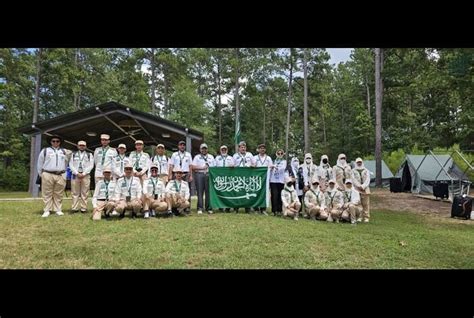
[234, 48, 240, 153]
[365, 73, 371, 117]
[73, 48, 80, 110]
[303, 49, 309, 154]
[163, 65, 169, 116]
[150, 48, 156, 114]
[375, 48, 383, 188]
[285, 48, 293, 159]
[263, 97, 266, 144]
[28, 48, 42, 194]
[217, 61, 222, 146]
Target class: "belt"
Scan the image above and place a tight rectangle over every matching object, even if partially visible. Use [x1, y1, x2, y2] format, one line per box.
[158, 174, 168, 177]
[97, 199, 108, 201]
[43, 170, 65, 175]
[194, 171, 208, 174]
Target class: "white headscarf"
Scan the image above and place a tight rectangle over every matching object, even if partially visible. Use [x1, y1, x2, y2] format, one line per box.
[336, 153, 348, 168]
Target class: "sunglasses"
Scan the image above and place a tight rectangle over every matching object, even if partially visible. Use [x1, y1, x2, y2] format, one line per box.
[277, 153, 283, 155]
[51, 140, 60, 143]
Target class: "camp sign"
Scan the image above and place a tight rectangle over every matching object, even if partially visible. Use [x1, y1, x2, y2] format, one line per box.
[209, 167, 270, 209]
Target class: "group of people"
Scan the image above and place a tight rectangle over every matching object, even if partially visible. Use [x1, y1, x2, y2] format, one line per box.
[36, 134, 372, 224]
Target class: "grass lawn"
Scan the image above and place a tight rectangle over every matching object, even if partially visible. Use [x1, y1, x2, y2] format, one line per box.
[0, 199, 473, 269]
[0, 192, 34, 199]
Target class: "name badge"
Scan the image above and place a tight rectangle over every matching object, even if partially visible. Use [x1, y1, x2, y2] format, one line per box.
[126, 196, 131, 202]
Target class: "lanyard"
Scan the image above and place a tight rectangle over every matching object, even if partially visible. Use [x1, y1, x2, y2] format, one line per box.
[239, 153, 246, 167]
[118, 154, 125, 172]
[77, 151, 86, 170]
[329, 191, 336, 206]
[221, 155, 227, 167]
[178, 151, 185, 167]
[155, 155, 166, 174]
[257, 155, 267, 166]
[101, 146, 109, 167]
[50, 147, 59, 166]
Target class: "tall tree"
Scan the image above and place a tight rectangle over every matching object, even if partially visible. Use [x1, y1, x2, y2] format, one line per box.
[28, 48, 42, 194]
[375, 48, 383, 187]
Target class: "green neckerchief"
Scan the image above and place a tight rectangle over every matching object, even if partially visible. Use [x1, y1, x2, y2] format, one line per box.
[150, 177, 157, 194]
[328, 190, 336, 206]
[310, 188, 321, 205]
[134, 151, 142, 169]
[344, 190, 351, 202]
[104, 180, 110, 200]
[101, 146, 110, 167]
[174, 180, 181, 193]
[125, 176, 133, 196]
[117, 154, 126, 172]
[76, 151, 86, 171]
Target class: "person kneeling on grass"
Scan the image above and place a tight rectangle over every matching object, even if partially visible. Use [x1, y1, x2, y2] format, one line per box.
[165, 167, 190, 216]
[339, 179, 363, 225]
[304, 177, 327, 221]
[114, 164, 143, 218]
[281, 176, 301, 221]
[325, 179, 344, 223]
[142, 164, 168, 219]
[91, 168, 117, 220]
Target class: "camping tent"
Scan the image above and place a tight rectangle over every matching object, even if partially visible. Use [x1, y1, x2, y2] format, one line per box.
[395, 154, 470, 196]
[361, 160, 394, 187]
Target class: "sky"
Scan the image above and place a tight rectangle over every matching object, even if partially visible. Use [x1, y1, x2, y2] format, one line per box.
[327, 48, 353, 65]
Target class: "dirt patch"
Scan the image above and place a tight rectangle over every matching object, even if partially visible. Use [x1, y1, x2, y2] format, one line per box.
[371, 189, 458, 218]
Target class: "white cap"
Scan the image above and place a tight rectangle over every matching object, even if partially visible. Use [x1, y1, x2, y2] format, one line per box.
[156, 144, 165, 148]
[345, 179, 353, 184]
[118, 144, 126, 149]
[220, 145, 228, 150]
[311, 176, 319, 184]
[355, 157, 363, 163]
[328, 179, 336, 184]
[135, 140, 144, 145]
[173, 167, 184, 173]
[100, 134, 110, 140]
[102, 167, 112, 173]
[77, 140, 86, 146]
[124, 163, 133, 169]
[150, 164, 159, 170]
[305, 153, 312, 160]
[200, 143, 208, 149]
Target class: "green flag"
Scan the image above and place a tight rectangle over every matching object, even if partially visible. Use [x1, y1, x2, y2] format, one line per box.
[209, 167, 269, 209]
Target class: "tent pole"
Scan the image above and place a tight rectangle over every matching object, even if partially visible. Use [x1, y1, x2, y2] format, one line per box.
[414, 153, 429, 193]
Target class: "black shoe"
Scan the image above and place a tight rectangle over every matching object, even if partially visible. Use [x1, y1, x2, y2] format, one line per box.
[119, 213, 125, 219]
[131, 212, 137, 219]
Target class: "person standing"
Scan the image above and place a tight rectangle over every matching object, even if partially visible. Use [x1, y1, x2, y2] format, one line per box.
[112, 144, 130, 181]
[269, 149, 286, 216]
[94, 134, 117, 185]
[253, 144, 272, 215]
[191, 143, 215, 214]
[129, 140, 150, 185]
[214, 145, 234, 212]
[352, 158, 371, 223]
[69, 140, 94, 213]
[232, 141, 254, 213]
[37, 135, 71, 217]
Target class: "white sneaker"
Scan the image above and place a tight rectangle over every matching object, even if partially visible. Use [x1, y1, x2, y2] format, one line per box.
[197, 210, 203, 214]
[42, 211, 50, 218]
[327, 215, 333, 222]
[294, 216, 299, 221]
[56, 211, 64, 216]
[357, 218, 362, 222]
[363, 219, 369, 223]
[111, 210, 119, 216]
[351, 220, 357, 225]
[144, 212, 149, 219]
[207, 210, 213, 214]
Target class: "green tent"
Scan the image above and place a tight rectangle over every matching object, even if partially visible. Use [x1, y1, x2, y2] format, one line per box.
[362, 160, 394, 187]
[395, 154, 470, 196]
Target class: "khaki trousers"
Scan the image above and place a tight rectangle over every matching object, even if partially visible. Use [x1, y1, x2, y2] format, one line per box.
[41, 172, 66, 213]
[71, 175, 90, 211]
